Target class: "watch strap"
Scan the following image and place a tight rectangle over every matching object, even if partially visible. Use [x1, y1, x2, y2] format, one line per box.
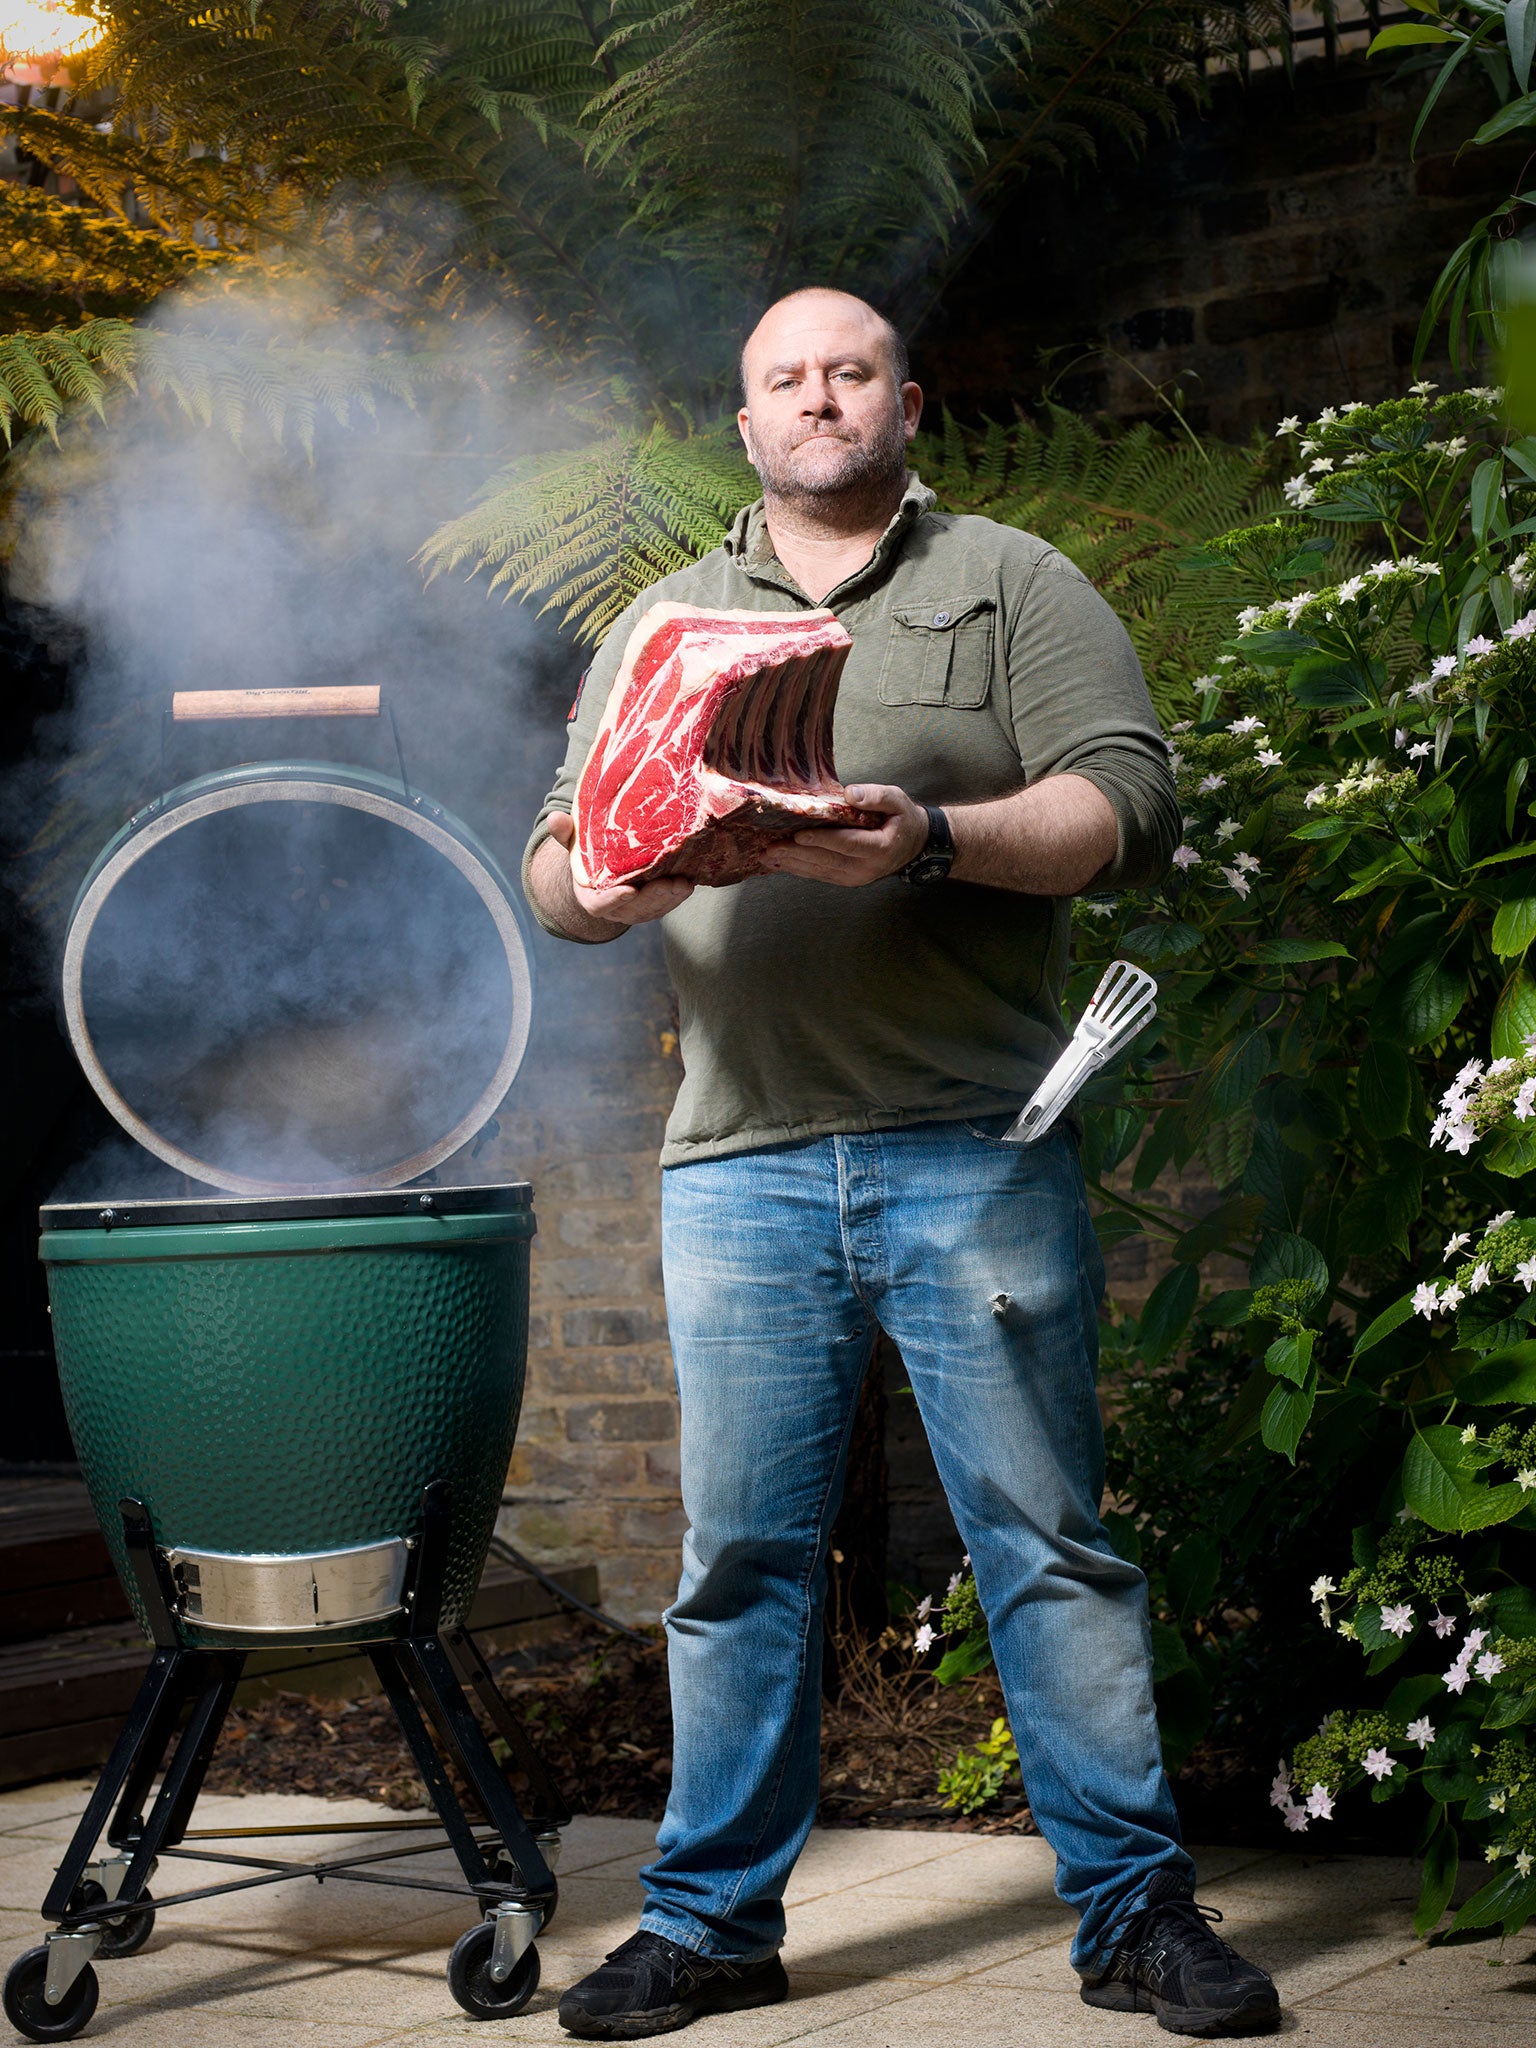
[899, 804, 954, 883]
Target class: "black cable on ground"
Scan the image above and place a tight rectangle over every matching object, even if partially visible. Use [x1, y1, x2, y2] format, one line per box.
[483, 1533, 651, 1645]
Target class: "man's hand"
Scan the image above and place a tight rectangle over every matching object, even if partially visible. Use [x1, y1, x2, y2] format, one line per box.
[528, 813, 695, 942]
[762, 784, 928, 887]
[760, 773, 1120, 896]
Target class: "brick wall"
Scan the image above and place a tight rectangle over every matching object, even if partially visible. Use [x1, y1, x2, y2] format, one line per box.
[475, 922, 689, 1623]
[918, 55, 1520, 439]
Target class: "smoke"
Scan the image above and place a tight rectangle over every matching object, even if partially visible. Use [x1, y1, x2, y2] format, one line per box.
[4, 259, 622, 1198]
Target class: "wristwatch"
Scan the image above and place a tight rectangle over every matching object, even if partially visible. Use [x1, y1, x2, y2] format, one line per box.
[899, 804, 955, 886]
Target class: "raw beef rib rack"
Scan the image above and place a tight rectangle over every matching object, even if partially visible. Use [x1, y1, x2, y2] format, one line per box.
[571, 602, 874, 889]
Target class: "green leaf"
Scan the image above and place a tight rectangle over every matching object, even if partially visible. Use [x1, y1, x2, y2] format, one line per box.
[1386, 1672, 1444, 1721]
[1339, 1168, 1424, 1258]
[1471, 90, 1536, 145]
[1132, 1105, 1185, 1191]
[1260, 1374, 1316, 1461]
[1493, 897, 1536, 958]
[935, 1632, 995, 1684]
[1413, 1813, 1458, 1939]
[1167, 1533, 1220, 1623]
[1485, 1122, 1536, 1177]
[1101, 1508, 1142, 1566]
[1470, 842, 1536, 869]
[1149, 1618, 1192, 1683]
[1471, 455, 1505, 543]
[1123, 921, 1203, 962]
[1352, 1291, 1417, 1358]
[1291, 817, 1354, 841]
[1450, 1866, 1536, 1936]
[1173, 1196, 1266, 1265]
[1493, 968, 1536, 1059]
[1252, 938, 1352, 964]
[1190, 1030, 1270, 1123]
[1376, 955, 1467, 1046]
[1482, 1684, 1536, 1728]
[1232, 628, 1317, 667]
[1287, 653, 1372, 707]
[1358, 1042, 1413, 1139]
[1513, 0, 1536, 93]
[1264, 1329, 1315, 1385]
[1454, 1341, 1536, 1404]
[1250, 1231, 1329, 1299]
[1201, 1288, 1254, 1328]
[1369, 23, 1457, 49]
[1093, 1208, 1144, 1251]
[1203, 1365, 1271, 1459]
[1138, 1262, 1199, 1367]
[1489, 1585, 1536, 1638]
[1403, 1425, 1528, 1530]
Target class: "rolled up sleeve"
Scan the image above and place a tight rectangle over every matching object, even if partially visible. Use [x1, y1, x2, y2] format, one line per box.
[1001, 553, 1179, 891]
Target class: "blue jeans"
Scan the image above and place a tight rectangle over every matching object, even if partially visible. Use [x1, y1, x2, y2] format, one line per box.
[639, 1118, 1193, 1974]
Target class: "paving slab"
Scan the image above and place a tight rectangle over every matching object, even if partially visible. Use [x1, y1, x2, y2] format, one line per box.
[0, 1785, 1524, 2047]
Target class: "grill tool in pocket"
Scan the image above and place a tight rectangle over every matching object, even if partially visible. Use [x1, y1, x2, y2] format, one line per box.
[1004, 961, 1158, 1145]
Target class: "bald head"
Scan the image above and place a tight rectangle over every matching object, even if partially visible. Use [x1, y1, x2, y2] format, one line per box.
[740, 288, 908, 399]
[736, 289, 921, 517]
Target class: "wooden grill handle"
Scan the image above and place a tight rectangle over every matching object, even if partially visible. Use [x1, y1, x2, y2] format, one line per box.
[172, 685, 381, 721]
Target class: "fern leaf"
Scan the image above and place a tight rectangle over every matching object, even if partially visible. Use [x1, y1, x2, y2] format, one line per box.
[420, 422, 758, 643]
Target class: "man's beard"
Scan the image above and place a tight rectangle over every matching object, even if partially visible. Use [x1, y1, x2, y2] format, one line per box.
[748, 406, 910, 508]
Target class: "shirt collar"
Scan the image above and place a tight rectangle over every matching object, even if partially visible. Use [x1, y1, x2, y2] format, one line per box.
[723, 471, 937, 598]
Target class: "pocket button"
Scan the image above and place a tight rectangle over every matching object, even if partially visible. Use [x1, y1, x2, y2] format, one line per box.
[932, 610, 951, 627]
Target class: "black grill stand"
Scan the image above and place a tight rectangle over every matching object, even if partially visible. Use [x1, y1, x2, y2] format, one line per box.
[2, 1483, 571, 2042]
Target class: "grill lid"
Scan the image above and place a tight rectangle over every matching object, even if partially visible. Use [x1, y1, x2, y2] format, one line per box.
[63, 764, 534, 1197]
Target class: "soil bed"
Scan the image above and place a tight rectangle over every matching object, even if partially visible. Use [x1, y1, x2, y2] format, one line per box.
[203, 1618, 1271, 1842]
[205, 1620, 1036, 1831]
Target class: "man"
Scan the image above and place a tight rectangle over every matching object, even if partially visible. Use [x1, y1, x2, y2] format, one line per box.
[523, 288, 1279, 2041]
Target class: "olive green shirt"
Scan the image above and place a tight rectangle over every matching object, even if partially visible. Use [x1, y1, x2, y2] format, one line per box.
[523, 474, 1177, 1167]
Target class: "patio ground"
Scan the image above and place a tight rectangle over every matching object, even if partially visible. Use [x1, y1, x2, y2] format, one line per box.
[2, 1780, 1532, 2045]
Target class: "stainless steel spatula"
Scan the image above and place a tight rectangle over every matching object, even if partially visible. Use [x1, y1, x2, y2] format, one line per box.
[1004, 960, 1158, 1145]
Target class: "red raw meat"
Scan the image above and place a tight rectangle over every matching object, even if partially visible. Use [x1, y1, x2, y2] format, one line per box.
[570, 602, 872, 889]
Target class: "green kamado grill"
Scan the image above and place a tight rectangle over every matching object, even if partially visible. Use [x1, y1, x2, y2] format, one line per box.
[5, 712, 573, 2042]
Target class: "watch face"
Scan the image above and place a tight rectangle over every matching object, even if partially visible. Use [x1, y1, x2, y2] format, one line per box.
[907, 854, 952, 886]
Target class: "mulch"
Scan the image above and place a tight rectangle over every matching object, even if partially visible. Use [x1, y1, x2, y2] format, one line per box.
[203, 1617, 1270, 1843]
[203, 1619, 1038, 1832]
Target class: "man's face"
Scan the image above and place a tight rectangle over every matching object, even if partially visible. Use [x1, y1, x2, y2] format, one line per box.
[737, 295, 921, 506]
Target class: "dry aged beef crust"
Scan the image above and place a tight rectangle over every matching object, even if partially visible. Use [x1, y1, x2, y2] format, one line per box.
[571, 602, 875, 889]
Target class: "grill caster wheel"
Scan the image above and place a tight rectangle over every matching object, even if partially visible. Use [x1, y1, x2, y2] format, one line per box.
[3, 1946, 100, 2042]
[446, 1920, 540, 2020]
[68, 1883, 156, 1957]
[488, 1851, 558, 1932]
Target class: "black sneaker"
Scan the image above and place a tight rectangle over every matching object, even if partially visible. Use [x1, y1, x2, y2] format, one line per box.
[1080, 1872, 1279, 2038]
[558, 1930, 789, 2039]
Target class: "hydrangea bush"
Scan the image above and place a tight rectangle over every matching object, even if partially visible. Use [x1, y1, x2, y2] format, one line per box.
[920, 381, 1536, 1936]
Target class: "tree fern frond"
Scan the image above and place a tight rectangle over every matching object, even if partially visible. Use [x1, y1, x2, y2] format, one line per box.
[419, 422, 758, 643]
[0, 316, 460, 452]
[916, 405, 1275, 715]
[0, 183, 230, 317]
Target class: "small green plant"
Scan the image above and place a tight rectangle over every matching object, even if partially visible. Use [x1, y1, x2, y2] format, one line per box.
[937, 1716, 1020, 1815]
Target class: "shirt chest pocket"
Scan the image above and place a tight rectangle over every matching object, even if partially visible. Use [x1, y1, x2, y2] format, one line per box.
[877, 596, 996, 707]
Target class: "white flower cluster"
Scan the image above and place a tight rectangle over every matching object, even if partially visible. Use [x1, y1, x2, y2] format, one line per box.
[1169, 824, 1260, 901]
[1412, 1205, 1533, 1309]
[1430, 1047, 1536, 1155]
[1405, 609, 1536, 702]
[1302, 758, 1409, 811]
[1443, 1627, 1504, 1694]
[1237, 557, 1441, 638]
[1268, 1761, 1335, 1833]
